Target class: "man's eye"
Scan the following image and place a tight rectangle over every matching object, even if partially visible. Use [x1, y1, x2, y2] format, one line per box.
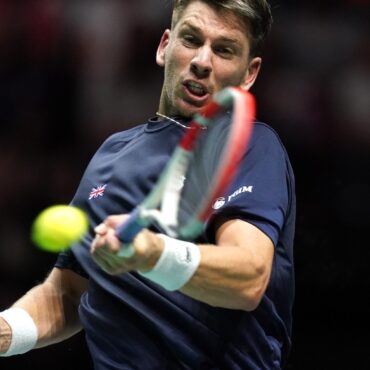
[183, 35, 199, 46]
[216, 47, 234, 57]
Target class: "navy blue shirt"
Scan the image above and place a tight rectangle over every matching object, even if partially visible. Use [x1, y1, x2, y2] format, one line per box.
[56, 117, 295, 370]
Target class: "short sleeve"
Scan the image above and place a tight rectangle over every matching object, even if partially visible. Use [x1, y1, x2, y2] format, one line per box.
[55, 249, 89, 278]
[206, 123, 294, 246]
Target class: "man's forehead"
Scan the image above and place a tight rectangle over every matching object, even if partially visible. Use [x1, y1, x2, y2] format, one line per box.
[180, 21, 245, 45]
[175, 3, 250, 41]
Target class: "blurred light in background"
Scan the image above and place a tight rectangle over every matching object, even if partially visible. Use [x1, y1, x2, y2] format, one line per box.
[0, 1, 369, 369]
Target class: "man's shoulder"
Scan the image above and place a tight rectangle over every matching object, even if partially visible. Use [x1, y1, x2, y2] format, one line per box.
[95, 123, 147, 154]
[106, 123, 147, 144]
[254, 121, 284, 145]
[251, 121, 291, 160]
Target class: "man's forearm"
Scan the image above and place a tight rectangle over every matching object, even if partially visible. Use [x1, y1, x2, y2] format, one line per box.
[0, 268, 87, 355]
[0, 282, 71, 355]
[180, 220, 274, 311]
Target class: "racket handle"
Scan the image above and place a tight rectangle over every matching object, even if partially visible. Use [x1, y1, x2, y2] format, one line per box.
[115, 208, 147, 244]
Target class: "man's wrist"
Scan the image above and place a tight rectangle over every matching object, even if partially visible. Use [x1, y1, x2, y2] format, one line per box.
[139, 234, 201, 291]
[0, 317, 12, 353]
[0, 308, 38, 357]
[137, 230, 166, 272]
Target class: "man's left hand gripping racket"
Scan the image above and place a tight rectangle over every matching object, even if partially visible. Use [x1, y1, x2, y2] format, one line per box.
[116, 87, 256, 257]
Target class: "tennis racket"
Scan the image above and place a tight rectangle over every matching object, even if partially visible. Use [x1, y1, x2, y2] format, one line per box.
[116, 86, 256, 256]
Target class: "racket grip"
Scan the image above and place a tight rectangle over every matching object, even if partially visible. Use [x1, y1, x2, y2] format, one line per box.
[115, 208, 146, 244]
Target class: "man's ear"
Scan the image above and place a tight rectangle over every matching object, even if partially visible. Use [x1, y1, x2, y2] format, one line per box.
[240, 57, 262, 91]
[156, 29, 171, 67]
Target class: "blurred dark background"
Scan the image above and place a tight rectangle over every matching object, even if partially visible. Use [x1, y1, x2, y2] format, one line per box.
[0, 0, 369, 369]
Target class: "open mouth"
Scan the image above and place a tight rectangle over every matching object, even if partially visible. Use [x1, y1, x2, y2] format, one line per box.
[184, 81, 208, 98]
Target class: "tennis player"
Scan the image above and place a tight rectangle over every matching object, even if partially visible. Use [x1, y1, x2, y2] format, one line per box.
[0, 1, 295, 369]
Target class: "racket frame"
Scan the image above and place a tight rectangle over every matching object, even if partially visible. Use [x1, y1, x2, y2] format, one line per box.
[116, 86, 256, 245]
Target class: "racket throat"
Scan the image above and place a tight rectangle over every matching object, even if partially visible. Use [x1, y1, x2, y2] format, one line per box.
[140, 209, 178, 238]
[180, 219, 204, 240]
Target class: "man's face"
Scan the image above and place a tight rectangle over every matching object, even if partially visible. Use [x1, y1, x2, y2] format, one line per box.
[156, 0, 261, 117]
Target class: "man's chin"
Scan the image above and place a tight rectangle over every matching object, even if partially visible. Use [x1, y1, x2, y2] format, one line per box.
[177, 102, 205, 118]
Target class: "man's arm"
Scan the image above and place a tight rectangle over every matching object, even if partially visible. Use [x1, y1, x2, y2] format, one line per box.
[0, 267, 88, 354]
[180, 218, 274, 311]
[92, 215, 274, 312]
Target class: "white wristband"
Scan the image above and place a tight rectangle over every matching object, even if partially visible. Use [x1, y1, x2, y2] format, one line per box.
[139, 234, 201, 291]
[0, 308, 38, 357]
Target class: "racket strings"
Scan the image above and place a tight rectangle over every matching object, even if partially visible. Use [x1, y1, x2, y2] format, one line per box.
[177, 114, 233, 233]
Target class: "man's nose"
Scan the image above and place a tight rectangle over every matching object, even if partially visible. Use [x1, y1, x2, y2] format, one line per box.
[190, 46, 212, 78]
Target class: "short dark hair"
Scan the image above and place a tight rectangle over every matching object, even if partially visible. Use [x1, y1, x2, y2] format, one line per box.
[171, 0, 273, 57]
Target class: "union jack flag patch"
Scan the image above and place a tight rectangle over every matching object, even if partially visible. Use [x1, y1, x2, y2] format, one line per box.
[89, 184, 107, 200]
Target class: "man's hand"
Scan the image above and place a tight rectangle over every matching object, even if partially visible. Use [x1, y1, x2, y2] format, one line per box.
[91, 215, 164, 275]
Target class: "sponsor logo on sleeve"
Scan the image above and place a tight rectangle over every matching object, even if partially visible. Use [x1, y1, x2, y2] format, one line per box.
[212, 185, 253, 209]
[213, 197, 226, 210]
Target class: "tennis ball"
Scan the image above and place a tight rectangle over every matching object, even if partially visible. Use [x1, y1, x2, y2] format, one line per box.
[31, 205, 88, 253]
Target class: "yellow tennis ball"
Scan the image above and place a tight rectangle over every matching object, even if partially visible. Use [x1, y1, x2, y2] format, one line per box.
[31, 205, 88, 252]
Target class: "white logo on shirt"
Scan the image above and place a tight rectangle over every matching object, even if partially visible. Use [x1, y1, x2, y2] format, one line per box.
[212, 185, 253, 210]
[212, 197, 226, 210]
[227, 185, 253, 202]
